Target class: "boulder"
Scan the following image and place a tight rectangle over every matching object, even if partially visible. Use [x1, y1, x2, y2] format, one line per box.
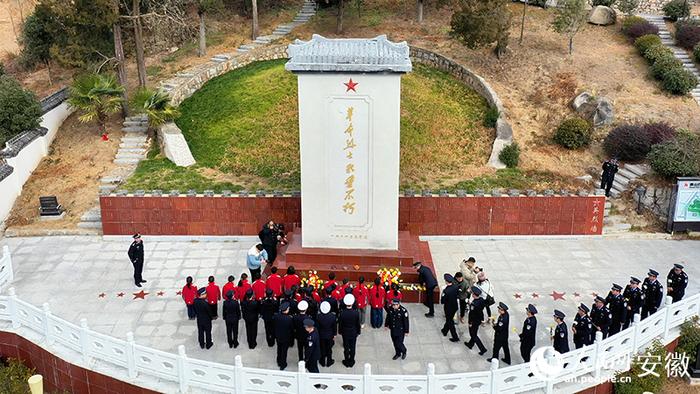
[572, 91, 594, 111]
[588, 6, 616, 26]
[158, 122, 196, 167]
[593, 97, 614, 127]
[572, 92, 614, 128]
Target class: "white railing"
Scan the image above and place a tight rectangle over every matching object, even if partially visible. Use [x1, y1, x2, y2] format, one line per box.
[0, 245, 13, 292]
[0, 246, 698, 393]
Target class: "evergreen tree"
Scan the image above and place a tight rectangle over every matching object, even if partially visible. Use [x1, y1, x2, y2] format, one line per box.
[450, 0, 512, 58]
[551, 0, 588, 55]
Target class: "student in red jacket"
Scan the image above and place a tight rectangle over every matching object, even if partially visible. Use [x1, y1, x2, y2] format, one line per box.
[331, 285, 343, 301]
[181, 276, 198, 320]
[385, 283, 403, 311]
[222, 275, 236, 301]
[252, 275, 267, 300]
[266, 267, 283, 297]
[206, 276, 221, 319]
[353, 276, 369, 328]
[283, 266, 301, 292]
[339, 278, 350, 295]
[324, 272, 337, 292]
[236, 273, 252, 301]
[310, 285, 322, 303]
[369, 277, 385, 328]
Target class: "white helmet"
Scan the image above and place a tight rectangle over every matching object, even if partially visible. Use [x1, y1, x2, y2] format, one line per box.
[298, 300, 309, 311]
[320, 301, 331, 314]
[343, 294, 355, 306]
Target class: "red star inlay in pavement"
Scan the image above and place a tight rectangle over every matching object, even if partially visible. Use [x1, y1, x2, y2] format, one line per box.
[176, 291, 182, 296]
[550, 291, 566, 301]
[98, 293, 106, 298]
[514, 293, 522, 299]
[157, 291, 165, 296]
[133, 290, 149, 300]
[344, 78, 358, 92]
[531, 293, 539, 299]
[117, 292, 125, 297]
[573, 292, 581, 297]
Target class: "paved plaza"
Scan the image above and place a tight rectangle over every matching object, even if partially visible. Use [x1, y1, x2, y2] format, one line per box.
[0, 235, 698, 375]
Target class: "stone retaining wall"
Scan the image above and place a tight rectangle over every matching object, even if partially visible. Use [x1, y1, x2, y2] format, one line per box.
[638, 0, 696, 14]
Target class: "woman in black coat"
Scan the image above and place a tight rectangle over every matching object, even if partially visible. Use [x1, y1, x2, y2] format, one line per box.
[259, 220, 280, 264]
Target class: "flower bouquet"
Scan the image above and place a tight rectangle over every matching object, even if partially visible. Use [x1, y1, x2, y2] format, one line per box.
[377, 267, 402, 289]
[301, 270, 323, 289]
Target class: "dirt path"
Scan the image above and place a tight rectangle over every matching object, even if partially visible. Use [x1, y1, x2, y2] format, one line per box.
[0, 0, 34, 56]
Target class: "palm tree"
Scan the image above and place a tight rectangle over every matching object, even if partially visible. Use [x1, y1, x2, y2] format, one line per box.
[67, 73, 124, 135]
[130, 88, 180, 127]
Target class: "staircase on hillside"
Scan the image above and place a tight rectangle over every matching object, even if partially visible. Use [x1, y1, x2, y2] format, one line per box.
[608, 163, 651, 199]
[78, 115, 150, 231]
[640, 14, 700, 104]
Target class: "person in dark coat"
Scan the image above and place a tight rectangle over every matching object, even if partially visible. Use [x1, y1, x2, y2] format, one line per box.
[304, 319, 321, 373]
[590, 296, 611, 341]
[414, 261, 438, 317]
[193, 288, 213, 349]
[606, 284, 627, 336]
[623, 277, 642, 329]
[260, 289, 279, 347]
[303, 287, 319, 320]
[273, 303, 294, 370]
[222, 290, 241, 348]
[241, 289, 260, 349]
[488, 302, 511, 365]
[127, 233, 146, 287]
[519, 304, 537, 362]
[317, 301, 337, 367]
[441, 273, 460, 342]
[572, 304, 592, 349]
[339, 294, 361, 368]
[385, 298, 409, 360]
[294, 300, 312, 362]
[258, 220, 280, 264]
[641, 269, 664, 319]
[553, 310, 569, 354]
[667, 263, 689, 303]
[323, 286, 339, 315]
[464, 286, 487, 355]
[600, 158, 619, 198]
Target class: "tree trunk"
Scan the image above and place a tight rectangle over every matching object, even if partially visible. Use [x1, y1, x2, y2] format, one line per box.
[337, 0, 344, 34]
[198, 11, 206, 57]
[133, 0, 147, 87]
[569, 37, 573, 55]
[519, 0, 527, 44]
[113, 19, 129, 116]
[417, 0, 423, 23]
[45, 60, 53, 86]
[251, 0, 259, 40]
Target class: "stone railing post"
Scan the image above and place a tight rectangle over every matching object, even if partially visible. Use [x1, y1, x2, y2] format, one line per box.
[235, 355, 243, 392]
[545, 349, 556, 394]
[427, 363, 436, 394]
[663, 295, 674, 340]
[177, 345, 188, 393]
[7, 287, 20, 329]
[489, 358, 499, 394]
[593, 331, 604, 381]
[79, 318, 90, 366]
[632, 313, 642, 352]
[126, 332, 137, 379]
[42, 303, 53, 345]
[3, 245, 13, 283]
[363, 363, 372, 393]
[297, 361, 306, 394]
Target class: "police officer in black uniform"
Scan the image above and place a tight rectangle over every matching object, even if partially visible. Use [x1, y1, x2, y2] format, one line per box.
[339, 294, 361, 368]
[317, 301, 337, 367]
[194, 287, 213, 349]
[323, 286, 338, 314]
[385, 298, 409, 360]
[572, 304, 592, 349]
[304, 287, 319, 320]
[222, 290, 241, 348]
[261, 289, 279, 347]
[441, 273, 460, 342]
[606, 284, 627, 336]
[641, 269, 664, 319]
[274, 302, 294, 370]
[667, 263, 689, 303]
[241, 289, 260, 349]
[414, 261, 438, 317]
[294, 300, 312, 362]
[519, 304, 537, 362]
[304, 319, 321, 373]
[488, 302, 511, 365]
[623, 277, 643, 329]
[127, 233, 146, 287]
[600, 158, 619, 198]
[590, 296, 611, 342]
[464, 286, 488, 355]
[553, 310, 569, 354]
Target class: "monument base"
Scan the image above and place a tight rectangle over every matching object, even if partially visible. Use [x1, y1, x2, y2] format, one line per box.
[272, 228, 438, 303]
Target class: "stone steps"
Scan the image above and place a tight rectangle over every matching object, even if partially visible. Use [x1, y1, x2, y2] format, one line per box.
[122, 126, 148, 133]
[114, 157, 141, 165]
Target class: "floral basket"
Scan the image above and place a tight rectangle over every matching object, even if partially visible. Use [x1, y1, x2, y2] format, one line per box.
[301, 270, 324, 289]
[377, 267, 402, 288]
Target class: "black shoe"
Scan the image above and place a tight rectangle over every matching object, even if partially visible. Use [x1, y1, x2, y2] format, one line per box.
[441, 329, 447, 337]
[327, 359, 335, 367]
[229, 342, 233, 349]
[320, 360, 326, 367]
[234, 342, 239, 348]
[392, 354, 400, 360]
[141, 280, 147, 283]
[136, 283, 142, 287]
[479, 350, 487, 356]
[200, 343, 205, 349]
[206, 343, 213, 349]
[465, 342, 473, 349]
[280, 366, 286, 370]
[401, 353, 406, 360]
[449, 338, 460, 342]
[501, 358, 511, 365]
[342, 360, 349, 367]
[487, 357, 494, 362]
[425, 313, 434, 318]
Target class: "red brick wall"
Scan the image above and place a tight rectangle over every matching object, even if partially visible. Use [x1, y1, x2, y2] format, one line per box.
[0, 331, 160, 394]
[100, 195, 605, 236]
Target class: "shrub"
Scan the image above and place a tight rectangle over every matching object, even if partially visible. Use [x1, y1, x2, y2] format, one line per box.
[618, 0, 640, 16]
[634, 34, 662, 55]
[676, 317, 700, 366]
[554, 118, 592, 149]
[0, 357, 35, 394]
[675, 20, 700, 50]
[648, 132, 700, 179]
[625, 22, 659, 41]
[0, 75, 42, 146]
[499, 142, 520, 168]
[615, 340, 667, 394]
[660, 66, 699, 95]
[642, 44, 675, 64]
[603, 125, 649, 162]
[651, 55, 684, 79]
[622, 16, 647, 32]
[592, 0, 616, 6]
[0, 62, 4, 76]
[663, 0, 690, 22]
[695, 44, 700, 63]
[484, 106, 500, 128]
[642, 122, 676, 145]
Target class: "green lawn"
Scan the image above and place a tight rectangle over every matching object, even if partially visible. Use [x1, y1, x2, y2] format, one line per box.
[123, 59, 494, 192]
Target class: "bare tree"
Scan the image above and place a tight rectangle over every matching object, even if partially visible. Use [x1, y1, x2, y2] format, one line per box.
[132, 0, 147, 87]
[112, 0, 129, 116]
[417, 0, 424, 23]
[519, 0, 528, 44]
[337, 0, 344, 34]
[251, 0, 259, 39]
